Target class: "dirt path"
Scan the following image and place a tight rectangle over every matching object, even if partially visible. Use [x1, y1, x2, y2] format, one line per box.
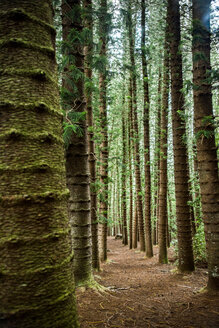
[76, 237, 219, 328]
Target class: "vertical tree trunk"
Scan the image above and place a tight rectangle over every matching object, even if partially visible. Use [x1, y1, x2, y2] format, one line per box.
[83, 0, 100, 271]
[193, 151, 202, 222]
[158, 27, 169, 264]
[128, 88, 133, 249]
[99, 0, 109, 262]
[0, 1, 78, 326]
[122, 113, 128, 245]
[128, 2, 146, 252]
[141, 0, 153, 258]
[192, 0, 219, 290]
[62, 0, 92, 285]
[111, 176, 117, 236]
[133, 202, 138, 249]
[153, 67, 162, 246]
[168, 0, 194, 272]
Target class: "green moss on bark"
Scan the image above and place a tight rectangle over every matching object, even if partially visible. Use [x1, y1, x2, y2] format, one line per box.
[0, 38, 55, 57]
[0, 1, 78, 327]
[0, 9, 56, 33]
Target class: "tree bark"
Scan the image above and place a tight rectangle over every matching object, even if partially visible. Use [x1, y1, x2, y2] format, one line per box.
[122, 112, 128, 245]
[62, 0, 92, 285]
[133, 202, 138, 249]
[153, 68, 162, 246]
[0, 1, 78, 326]
[192, 0, 219, 290]
[128, 82, 133, 249]
[168, 0, 194, 272]
[128, 2, 145, 252]
[141, 0, 153, 257]
[158, 27, 169, 264]
[99, 0, 109, 262]
[83, 0, 100, 271]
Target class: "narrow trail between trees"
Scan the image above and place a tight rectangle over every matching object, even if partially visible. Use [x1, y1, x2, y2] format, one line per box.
[76, 237, 219, 328]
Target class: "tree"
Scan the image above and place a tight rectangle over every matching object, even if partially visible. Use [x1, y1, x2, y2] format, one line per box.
[98, 0, 109, 262]
[192, 0, 219, 290]
[128, 1, 146, 252]
[153, 67, 162, 246]
[141, 0, 153, 258]
[62, 0, 92, 285]
[158, 25, 169, 264]
[83, 0, 100, 271]
[0, 0, 78, 326]
[122, 109, 128, 245]
[168, 0, 194, 272]
[128, 80, 134, 249]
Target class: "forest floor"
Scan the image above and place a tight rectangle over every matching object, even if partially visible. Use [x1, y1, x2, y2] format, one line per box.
[76, 237, 219, 328]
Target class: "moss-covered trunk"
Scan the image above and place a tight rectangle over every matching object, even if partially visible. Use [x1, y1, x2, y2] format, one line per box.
[192, 0, 219, 290]
[168, 0, 194, 272]
[62, 0, 92, 285]
[83, 0, 100, 271]
[0, 1, 78, 327]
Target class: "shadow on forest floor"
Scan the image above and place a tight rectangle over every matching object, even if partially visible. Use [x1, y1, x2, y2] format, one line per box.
[76, 237, 219, 328]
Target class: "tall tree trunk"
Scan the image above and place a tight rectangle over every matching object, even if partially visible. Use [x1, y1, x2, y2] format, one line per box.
[133, 202, 138, 249]
[168, 0, 194, 272]
[141, 0, 153, 257]
[122, 112, 128, 245]
[158, 29, 169, 264]
[116, 161, 122, 235]
[193, 150, 202, 222]
[128, 2, 145, 252]
[0, 1, 78, 326]
[128, 91, 133, 249]
[83, 0, 100, 271]
[192, 0, 219, 290]
[153, 68, 162, 246]
[62, 0, 92, 285]
[99, 0, 109, 262]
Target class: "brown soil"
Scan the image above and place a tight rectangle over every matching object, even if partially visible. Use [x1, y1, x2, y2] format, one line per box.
[76, 237, 219, 328]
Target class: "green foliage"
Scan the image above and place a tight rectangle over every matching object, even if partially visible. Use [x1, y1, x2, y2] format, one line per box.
[193, 224, 207, 266]
[206, 68, 219, 86]
[202, 115, 218, 127]
[66, 5, 81, 25]
[84, 78, 98, 95]
[195, 129, 214, 140]
[92, 55, 108, 73]
[177, 109, 188, 122]
[193, 51, 208, 63]
[63, 111, 85, 149]
[181, 80, 193, 93]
